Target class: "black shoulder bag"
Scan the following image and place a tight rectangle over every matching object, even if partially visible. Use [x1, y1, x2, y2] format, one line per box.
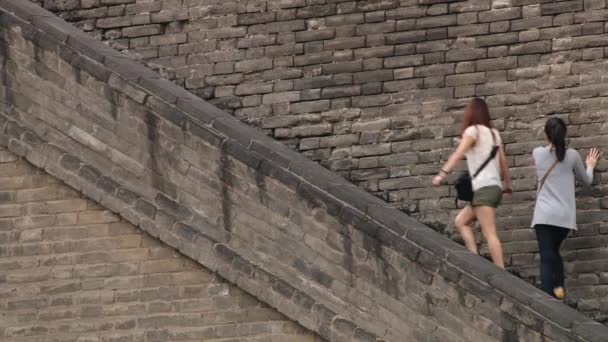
[455, 129, 499, 202]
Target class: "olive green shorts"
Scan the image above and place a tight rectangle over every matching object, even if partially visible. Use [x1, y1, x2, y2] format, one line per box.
[472, 185, 503, 208]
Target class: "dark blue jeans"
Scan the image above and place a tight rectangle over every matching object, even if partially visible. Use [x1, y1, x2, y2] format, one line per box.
[534, 224, 570, 297]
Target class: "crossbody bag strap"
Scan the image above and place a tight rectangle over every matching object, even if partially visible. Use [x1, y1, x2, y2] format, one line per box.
[472, 127, 499, 179]
[538, 159, 559, 193]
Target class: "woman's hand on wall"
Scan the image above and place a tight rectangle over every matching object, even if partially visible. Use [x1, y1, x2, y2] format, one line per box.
[586, 148, 601, 169]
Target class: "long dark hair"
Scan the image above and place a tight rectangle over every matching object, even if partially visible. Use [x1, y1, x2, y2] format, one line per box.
[545, 117, 567, 161]
[461, 98, 492, 135]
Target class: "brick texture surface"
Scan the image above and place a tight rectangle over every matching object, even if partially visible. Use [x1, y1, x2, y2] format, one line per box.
[28, 0, 608, 324]
[0, 147, 321, 341]
[2, 2, 608, 342]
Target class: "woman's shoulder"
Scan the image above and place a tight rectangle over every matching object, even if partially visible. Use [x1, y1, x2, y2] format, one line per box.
[490, 127, 502, 138]
[565, 148, 581, 160]
[533, 146, 547, 156]
[464, 124, 478, 132]
[466, 125, 496, 135]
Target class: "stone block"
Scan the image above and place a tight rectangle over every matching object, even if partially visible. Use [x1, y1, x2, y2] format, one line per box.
[353, 70, 394, 84]
[476, 57, 517, 74]
[448, 23, 489, 37]
[382, 79, 421, 95]
[295, 29, 335, 42]
[294, 51, 333, 66]
[416, 14, 457, 29]
[445, 72, 486, 86]
[322, 61, 362, 75]
[356, 21, 395, 35]
[384, 55, 424, 69]
[296, 4, 336, 19]
[122, 24, 161, 38]
[291, 100, 331, 114]
[352, 94, 391, 107]
[509, 41, 552, 55]
[262, 91, 301, 104]
[511, 17, 553, 31]
[386, 30, 426, 44]
[97, 16, 132, 29]
[321, 85, 360, 99]
[323, 37, 365, 51]
[446, 48, 487, 62]
[238, 12, 276, 25]
[541, 1, 583, 15]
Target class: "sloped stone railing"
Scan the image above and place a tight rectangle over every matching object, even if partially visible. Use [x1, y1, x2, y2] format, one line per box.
[0, 1, 606, 341]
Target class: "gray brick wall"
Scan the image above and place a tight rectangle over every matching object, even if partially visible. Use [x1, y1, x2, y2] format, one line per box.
[2, 1, 608, 341]
[30, 0, 608, 323]
[0, 148, 321, 342]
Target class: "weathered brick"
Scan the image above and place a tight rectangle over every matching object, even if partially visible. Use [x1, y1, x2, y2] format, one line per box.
[295, 29, 335, 42]
[294, 52, 333, 66]
[511, 17, 553, 31]
[122, 24, 161, 38]
[97, 16, 132, 29]
[446, 48, 487, 62]
[262, 91, 301, 104]
[321, 85, 360, 99]
[322, 61, 363, 74]
[356, 21, 396, 35]
[383, 79, 423, 92]
[296, 4, 337, 19]
[386, 30, 426, 44]
[235, 58, 274, 73]
[290, 100, 330, 114]
[448, 23, 489, 37]
[384, 55, 424, 68]
[476, 32, 519, 47]
[509, 41, 552, 55]
[149, 33, 187, 46]
[277, 123, 332, 138]
[542, 1, 583, 15]
[476, 56, 518, 71]
[239, 12, 276, 25]
[416, 14, 457, 29]
[323, 37, 366, 51]
[414, 63, 455, 77]
[353, 70, 393, 84]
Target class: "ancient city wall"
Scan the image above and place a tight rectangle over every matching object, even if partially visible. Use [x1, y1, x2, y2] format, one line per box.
[0, 148, 320, 341]
[0, 1, 607, 341]
[30, 0, 608, 322]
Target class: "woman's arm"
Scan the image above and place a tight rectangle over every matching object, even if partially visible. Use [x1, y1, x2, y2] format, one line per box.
[499, 145, 512, 193]
[432, 134, 476, 186]
[574, 148, 600, 186]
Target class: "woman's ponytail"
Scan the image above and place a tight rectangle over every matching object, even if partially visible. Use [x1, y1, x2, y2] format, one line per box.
[545, 117, 567, 161]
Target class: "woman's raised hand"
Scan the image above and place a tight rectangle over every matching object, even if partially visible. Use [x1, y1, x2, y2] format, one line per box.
[586, 148, 601, 169]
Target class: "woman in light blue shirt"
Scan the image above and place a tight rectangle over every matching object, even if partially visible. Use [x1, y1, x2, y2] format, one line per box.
[532, 117, 600, 299]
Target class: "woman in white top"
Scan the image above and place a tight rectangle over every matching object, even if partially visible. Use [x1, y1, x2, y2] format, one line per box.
[432, 98, 512, 268]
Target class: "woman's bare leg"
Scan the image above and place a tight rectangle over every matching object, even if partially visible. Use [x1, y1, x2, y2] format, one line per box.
[455, 205, 478, 254]
[474, 205, 504, 269]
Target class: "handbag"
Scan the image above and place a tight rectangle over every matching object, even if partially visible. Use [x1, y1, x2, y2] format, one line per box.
[455, 127, 499, 202]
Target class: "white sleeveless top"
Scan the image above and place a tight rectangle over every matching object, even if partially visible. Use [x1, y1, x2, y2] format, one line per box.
[463, 125, 503, 191]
